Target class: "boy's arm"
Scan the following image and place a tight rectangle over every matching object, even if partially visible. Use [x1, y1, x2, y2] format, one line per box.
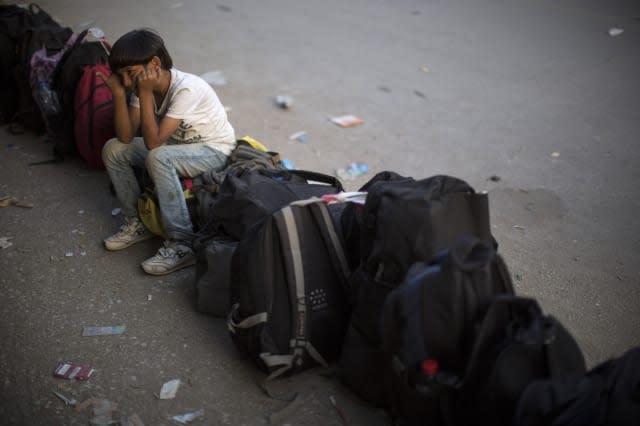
[137, 91, 181, 150]
[97, 71, 139, 143]
[114, 91, 139, 143]
[137, 68, 181, 150]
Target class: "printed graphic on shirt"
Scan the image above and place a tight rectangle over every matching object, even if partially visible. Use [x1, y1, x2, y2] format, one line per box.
[172, 122, 203, 144]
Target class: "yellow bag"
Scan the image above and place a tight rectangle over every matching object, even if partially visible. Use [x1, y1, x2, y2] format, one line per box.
[238, 135, 268, 152]
[137, 188, 194, 239]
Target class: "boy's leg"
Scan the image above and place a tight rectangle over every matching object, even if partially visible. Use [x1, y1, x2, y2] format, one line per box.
[142, 143, 228, 275]
[102, 137, 154, 250]
[102, 137, 148, 217]
[145, 143, 228, 241]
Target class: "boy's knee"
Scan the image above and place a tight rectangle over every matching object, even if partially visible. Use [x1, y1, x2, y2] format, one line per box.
[145, 146, 170, 171]
[102, 138, 127, 164]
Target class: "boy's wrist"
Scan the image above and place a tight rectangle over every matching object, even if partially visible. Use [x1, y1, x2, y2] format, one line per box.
[138, 89, 153, 101]
[112, 89, 127, 100]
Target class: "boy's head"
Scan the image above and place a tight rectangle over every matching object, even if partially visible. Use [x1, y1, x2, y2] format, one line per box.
[109, 28, 173, 72]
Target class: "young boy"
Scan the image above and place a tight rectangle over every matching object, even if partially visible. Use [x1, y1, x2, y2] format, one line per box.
[98, 28, 235, 275]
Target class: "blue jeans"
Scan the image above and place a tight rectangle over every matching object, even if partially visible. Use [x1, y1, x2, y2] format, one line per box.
[102, 137, 229, 241]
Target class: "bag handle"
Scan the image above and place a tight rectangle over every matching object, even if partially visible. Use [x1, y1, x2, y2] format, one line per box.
[288, 170, 344, 192]
[447, 236, 494, 272]
[429, 236, 495, 273]
[71, 29, 89, 49]
[257, 169, 344, 192]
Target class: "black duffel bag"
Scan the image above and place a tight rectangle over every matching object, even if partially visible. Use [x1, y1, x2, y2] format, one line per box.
[201, 168, 343, 241]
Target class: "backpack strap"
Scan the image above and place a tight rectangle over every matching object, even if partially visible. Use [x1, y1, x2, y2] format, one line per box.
[290, 198, 351, 280]
[227, 308, 267, 331]
[49, 28, 87, 88]
[69, 28, 89, 50]
[227, 305, 298, 401]
[227, 199, 347, 393]
[229, 202, 334, 382]
[50, 28, 111, 91]
[273, 205, 330, 378]
[275, 199, 353, 377]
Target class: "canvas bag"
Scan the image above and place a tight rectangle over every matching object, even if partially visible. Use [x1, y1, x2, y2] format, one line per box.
[0, 32, 17, 123]
[29, 31, 79, 103]
[514, 346, 639, 426]
[0, 3, 72, 132]
[201, 168, 343, 242]
[50, 28, 110, 159]
[379, 238, 514, 425]
[193, 136, 284, 230]
[456, 295, 587, 426]
[73, 61, 115, 169]
[382, 286, 587, 426]
[228, 199, 352, 379]
[338, 173, 495, 406]
[137, 182, 197, 239]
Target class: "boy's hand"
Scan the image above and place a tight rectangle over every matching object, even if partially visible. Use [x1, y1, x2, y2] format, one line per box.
[97, 71, 126, 97]
[135, 66, 160, 95]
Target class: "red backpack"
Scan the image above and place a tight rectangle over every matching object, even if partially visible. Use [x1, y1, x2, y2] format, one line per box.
[73, 62, 114, 169]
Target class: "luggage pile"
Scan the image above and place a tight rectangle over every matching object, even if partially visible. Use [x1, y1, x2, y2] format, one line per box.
[0, 3, 114, 168]
[3, 5, 637, 425]
[193, 167, 640, 425]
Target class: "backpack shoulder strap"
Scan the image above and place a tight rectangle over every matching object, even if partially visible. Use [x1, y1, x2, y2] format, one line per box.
[50, 29, 87, 87]
[270, 204, 331, 378]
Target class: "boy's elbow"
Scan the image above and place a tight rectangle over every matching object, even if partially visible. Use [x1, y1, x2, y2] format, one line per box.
[115, 131, 133, 144]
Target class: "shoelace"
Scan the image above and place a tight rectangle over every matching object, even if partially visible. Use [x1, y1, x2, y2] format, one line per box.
[117, 221, 138, 236]
[157, 241, 179, 258]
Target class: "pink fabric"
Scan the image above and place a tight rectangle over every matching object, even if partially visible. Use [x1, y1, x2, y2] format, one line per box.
[29, 32, 79, 92]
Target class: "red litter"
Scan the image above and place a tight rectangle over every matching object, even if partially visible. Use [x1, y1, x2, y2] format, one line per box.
[53, 361, 95, 381]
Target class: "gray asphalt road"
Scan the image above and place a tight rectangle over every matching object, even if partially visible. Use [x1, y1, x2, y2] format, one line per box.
[1, 0, 639, 424]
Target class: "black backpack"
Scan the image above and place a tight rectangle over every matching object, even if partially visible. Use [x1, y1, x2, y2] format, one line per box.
[200, 168, 343, 242]
[382, 273, 587, 426]
[380, 238, 515, 425]
[0, 4, 72, 132]
[514, 346, 640, 426]
[380, 239, 588, 426]
[49, 28, 110, 158]
[338, 173, 494, 406]
[340, 170, 413, 271]
[460, 296, 586, 425]
[228, 199, 352, 379]
[193, 138, 285, 230]
[0, 32, 17, 123]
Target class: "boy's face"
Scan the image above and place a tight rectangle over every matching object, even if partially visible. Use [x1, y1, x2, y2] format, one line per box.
[115, 56, 162, 95]
[116, 62, 153, 95]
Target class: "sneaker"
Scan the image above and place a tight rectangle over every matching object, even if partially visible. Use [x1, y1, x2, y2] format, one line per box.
[141, 240, 196, 275]
[104, 217, 154, 251]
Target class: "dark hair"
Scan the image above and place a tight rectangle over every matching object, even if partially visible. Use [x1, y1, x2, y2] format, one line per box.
[109, 28, 173, 71]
